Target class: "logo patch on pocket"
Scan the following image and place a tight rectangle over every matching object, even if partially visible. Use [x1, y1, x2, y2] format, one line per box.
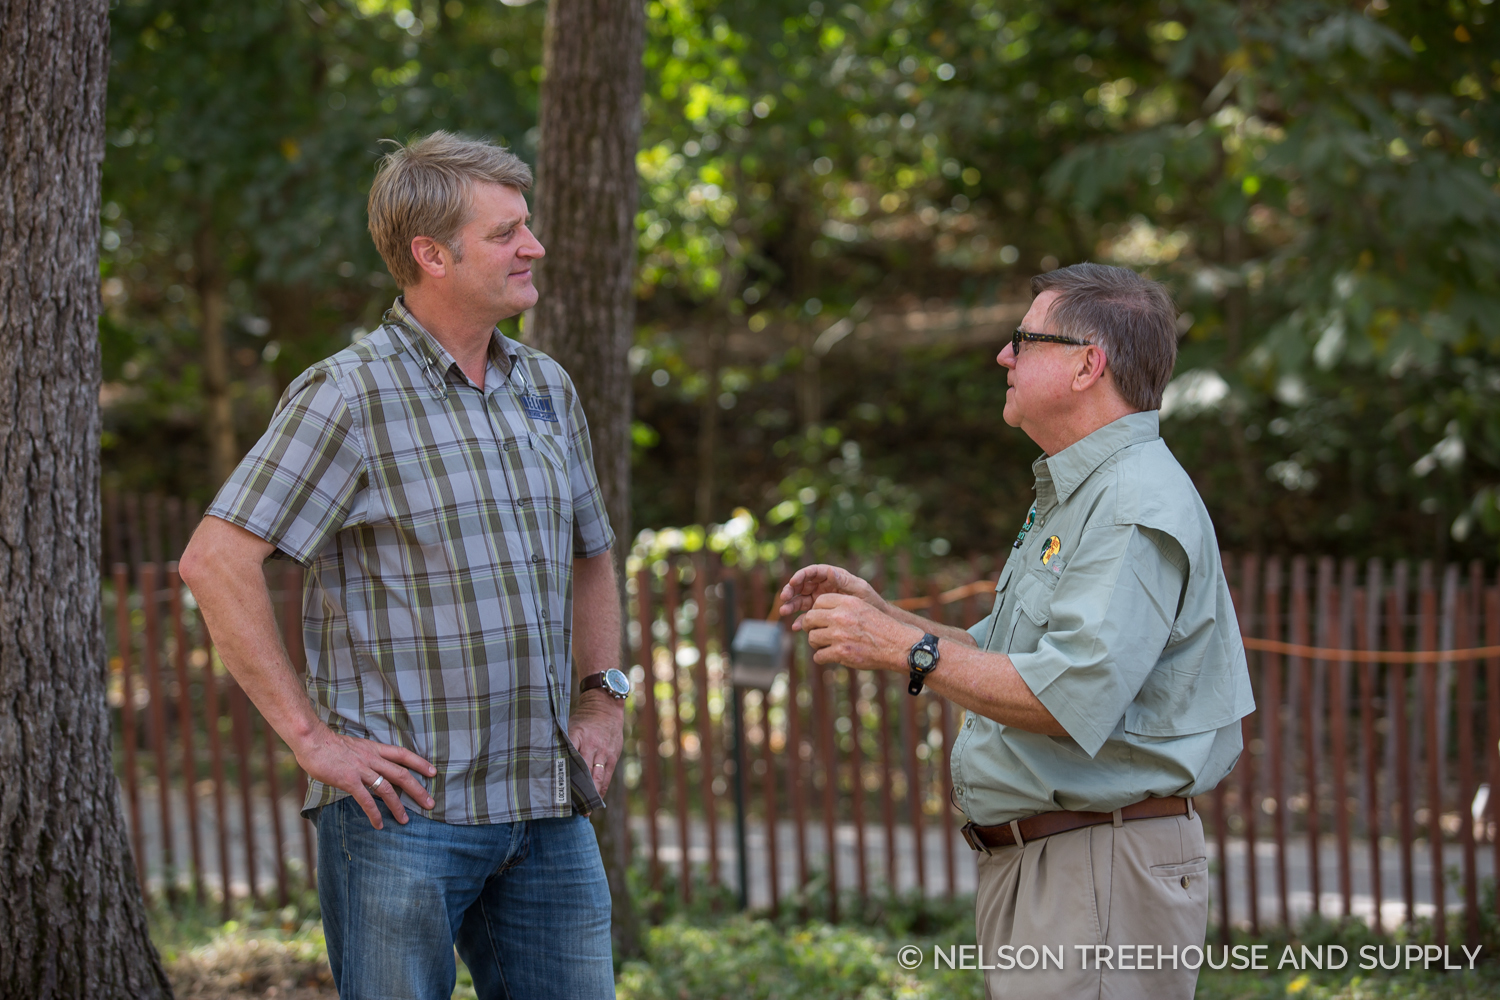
[521, 393, 559, 423]
[555, 758, 569, 805]
[1041, 535, 1061, 566]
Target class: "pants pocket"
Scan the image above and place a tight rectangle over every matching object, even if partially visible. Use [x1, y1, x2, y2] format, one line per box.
[1150, 856, 1209, 891]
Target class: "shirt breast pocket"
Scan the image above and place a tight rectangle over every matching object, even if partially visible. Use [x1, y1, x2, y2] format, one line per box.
[496, 430, 572, 523]
[528, 430, 568, 473]
[1006, 569, 1058, 654]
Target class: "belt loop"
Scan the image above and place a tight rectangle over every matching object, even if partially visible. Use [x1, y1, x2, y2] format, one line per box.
[1009, 820, 1026, 848]
[1186, 796, 1196, 820]
[1111, 808, 1123, 829]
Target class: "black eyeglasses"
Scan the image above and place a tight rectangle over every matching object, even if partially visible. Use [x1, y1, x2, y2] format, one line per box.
[1011, 328, 1092, 354]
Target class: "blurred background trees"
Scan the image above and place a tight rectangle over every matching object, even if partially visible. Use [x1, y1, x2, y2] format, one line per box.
[101, 0, 1500, 563]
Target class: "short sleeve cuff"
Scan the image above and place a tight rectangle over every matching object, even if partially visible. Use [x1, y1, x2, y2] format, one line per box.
[1008, 651, 1114, 758]
[573, 522, 616, 560]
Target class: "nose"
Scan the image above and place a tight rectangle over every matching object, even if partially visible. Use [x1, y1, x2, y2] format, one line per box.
[520, 225, 545, 260]
[997, 342, 1017, 369]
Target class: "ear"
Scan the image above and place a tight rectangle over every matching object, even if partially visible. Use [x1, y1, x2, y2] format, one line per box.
[1070, 344, 1111, 393]
[409, 236, 449, 282]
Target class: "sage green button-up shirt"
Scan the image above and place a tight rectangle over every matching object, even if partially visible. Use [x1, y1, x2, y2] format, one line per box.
[949, 410, 1255, 825]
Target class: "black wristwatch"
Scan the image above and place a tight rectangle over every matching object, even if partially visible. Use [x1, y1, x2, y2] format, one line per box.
[907, 633, 941, 696]
[580, 668, 631, 700]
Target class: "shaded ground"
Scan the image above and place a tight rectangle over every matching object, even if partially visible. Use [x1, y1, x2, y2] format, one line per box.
[153, 887, 1500, 999]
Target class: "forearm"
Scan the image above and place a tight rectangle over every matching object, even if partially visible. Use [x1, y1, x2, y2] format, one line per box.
[570, 551, 624, 720]
[798, 592, 1060, 736]
[181, 521, 322, 749]
[571, 552, 622, 680]
[880, 603, 978, 647]
[922, 642, 1066, 736]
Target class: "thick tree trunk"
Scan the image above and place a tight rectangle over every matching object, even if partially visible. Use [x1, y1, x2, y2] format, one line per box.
[0, 1, 174, 997]
[531, 0, 645, 961]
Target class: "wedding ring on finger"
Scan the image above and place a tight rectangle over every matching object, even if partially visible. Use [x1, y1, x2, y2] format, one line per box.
[368, 774, 386, 791]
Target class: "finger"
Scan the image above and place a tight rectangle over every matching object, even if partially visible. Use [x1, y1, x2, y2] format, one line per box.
[801, 606, 838, 630]
[812, 592, 853, 610]
[350, 784, 384, 830]
[594, 750, 620, 796]
[376, 743, 438, 778]
[368, 768, 411, 825]
[779, 565, 818, 596]
[372, 759, 434, 813]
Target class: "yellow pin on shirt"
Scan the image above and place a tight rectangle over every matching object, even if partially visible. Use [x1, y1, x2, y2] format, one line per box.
[1041, 535, 1061, 566]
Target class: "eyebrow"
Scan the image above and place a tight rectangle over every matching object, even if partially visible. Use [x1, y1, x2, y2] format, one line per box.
[483, 214, 530, 239]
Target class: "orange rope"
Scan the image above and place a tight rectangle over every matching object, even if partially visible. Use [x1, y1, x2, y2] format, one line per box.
[792, 579, 1500, 663]
[890, 578, 997, 611]
[1241, 636, 1500, 664]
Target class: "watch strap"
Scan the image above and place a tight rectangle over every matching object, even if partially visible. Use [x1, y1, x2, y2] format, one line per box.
[580, 671, 615, 696]
[907, 633, 941, 696]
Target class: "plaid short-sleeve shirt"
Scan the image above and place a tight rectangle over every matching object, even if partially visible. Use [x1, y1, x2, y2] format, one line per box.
[207, 298, 615, 824]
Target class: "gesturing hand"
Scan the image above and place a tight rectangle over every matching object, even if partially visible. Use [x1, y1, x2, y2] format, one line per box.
[799, 593, 921, 672]
[291, 726, 437, 829]
[569, 691, 626, 797]
[778, 564, 885, 629]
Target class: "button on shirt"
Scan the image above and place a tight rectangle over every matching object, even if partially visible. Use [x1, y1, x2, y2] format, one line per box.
[207, 298, 615, 825]
[950, 411, 1255, 825]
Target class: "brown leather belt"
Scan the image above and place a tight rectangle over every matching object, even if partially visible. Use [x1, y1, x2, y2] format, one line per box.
[961, 796, 1192, 854]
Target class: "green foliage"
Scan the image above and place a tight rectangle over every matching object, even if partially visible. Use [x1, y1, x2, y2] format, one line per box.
[630, 0, 1500, 561]
[103, 0, 1500, 562]
[617, 915, 984, 1000]
[101, 0, 543, 496]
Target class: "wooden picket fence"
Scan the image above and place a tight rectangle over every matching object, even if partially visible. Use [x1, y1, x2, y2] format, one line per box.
[105, 518, 1500, 942]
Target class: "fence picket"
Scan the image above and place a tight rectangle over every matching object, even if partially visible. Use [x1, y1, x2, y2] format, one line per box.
[167, 563, 204, 904]
[102, 536, 1500, 929]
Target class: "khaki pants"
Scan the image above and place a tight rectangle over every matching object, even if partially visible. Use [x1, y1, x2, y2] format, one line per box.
[974, 812, 1209, 1000]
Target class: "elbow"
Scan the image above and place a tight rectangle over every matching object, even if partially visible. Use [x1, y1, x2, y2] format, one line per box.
[177, 537, 209, 590]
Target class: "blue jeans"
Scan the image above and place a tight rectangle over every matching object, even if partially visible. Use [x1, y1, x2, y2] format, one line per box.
[316, 797, 614, 1000]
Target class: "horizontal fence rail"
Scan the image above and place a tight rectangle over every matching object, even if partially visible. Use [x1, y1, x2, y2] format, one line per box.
[107, 531, 1500, 941]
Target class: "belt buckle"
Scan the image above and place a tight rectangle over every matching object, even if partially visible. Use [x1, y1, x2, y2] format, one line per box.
[960, 821, 991, 856]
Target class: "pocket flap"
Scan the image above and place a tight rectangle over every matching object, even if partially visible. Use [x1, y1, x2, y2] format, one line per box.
[1013, 570, 1057, 627]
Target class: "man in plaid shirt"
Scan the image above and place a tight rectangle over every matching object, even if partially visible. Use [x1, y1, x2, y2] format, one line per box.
[181, 132, 624, 1000]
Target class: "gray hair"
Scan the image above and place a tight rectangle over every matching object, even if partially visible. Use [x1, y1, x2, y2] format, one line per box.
[367, 131, 533, 289]
[1030, 262, 1178, 411]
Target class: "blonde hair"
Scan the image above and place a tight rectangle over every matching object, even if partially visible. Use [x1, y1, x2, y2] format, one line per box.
[367, 131, 533, 288]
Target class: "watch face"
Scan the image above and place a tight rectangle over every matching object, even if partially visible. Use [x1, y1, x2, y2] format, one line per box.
[913, 648, 935, 669]
[604, 667, 631, 697]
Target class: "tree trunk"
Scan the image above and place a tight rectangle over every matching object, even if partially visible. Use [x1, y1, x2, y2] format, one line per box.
[530, 0, 645, 961]
[195, 222, 236, 488]
[0, 2, 174, 997]
[695, 330, 721, 526]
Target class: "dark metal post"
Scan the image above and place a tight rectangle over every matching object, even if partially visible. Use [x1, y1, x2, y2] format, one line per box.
[723, 578, 749, 910]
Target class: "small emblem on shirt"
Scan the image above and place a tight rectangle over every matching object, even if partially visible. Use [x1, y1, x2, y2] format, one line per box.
[521, 393, 559, 423]
[1041, 535, 1061, 566]
[1012, 505, 1037, 549]
[555, 758, 569, 805]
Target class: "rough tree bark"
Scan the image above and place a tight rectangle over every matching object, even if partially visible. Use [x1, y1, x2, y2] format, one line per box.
[0, 1, 174, 997]
[530, 0, 646, 961]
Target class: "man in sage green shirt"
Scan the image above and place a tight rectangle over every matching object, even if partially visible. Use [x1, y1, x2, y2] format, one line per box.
[780, 263, 1254, 999]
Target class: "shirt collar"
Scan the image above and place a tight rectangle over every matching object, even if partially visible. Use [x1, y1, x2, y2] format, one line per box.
[1032, 410, 1160, 507]
[385, 297, 518, 383]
